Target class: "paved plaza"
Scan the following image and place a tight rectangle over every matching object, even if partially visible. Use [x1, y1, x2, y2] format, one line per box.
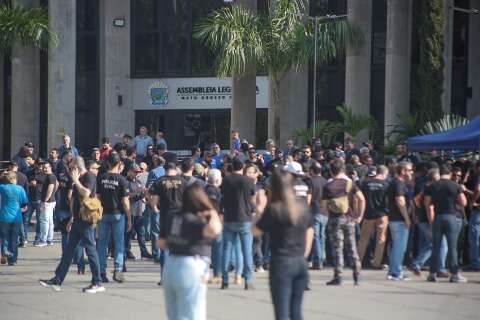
[1, 237, 480, 320]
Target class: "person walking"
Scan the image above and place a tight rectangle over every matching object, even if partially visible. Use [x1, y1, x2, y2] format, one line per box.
[39, 156, 105, 293]
[205, 169, 223, 283]
[96, 152, 132, 283]
[425, 163, 468, 283]
[253, 170, 313, 320]
[323, 159, 365, 285]
[0, 172, 28, 265]
[159, 183, 222, 320]
[220, 157, 256, 290]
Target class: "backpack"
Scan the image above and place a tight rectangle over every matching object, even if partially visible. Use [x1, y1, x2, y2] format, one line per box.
[79, 195, 103, 226]
[327, 179, 353, 215]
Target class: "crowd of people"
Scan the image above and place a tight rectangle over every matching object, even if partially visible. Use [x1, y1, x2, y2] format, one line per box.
[1, 126, 480, 320]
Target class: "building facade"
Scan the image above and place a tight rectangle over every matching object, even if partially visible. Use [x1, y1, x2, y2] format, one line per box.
[0, 0, 479, 159]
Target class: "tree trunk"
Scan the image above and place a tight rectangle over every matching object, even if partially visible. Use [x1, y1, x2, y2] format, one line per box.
[268, 76, 281, 144]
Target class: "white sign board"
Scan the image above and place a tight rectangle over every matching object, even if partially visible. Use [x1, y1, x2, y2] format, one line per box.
[132, 77, 269, 110]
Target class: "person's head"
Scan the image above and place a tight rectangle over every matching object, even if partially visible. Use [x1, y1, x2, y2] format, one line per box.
[244, 163, 260, 181]
[155, 131, 164, 140]
[291, 148, 302, 162]
[49, 148, 59, 161]
[182, 183, 215, 213]
[101, 137, 110, 148]
[439, 163, 452, 178]
[126, 147, 136, 159]
[344, 138, 355, 151]
[122, 134, 132, 144]
[364, 155, 374, 166]
[396, 161, 413, 181]
[302, 145, 312, 159]
[85, 160, 100, 176]
[350, 154, 361, 165]
[376, 165, 389, 180]
[191, 146, 201, 158]
[210, 143, 220, 155]
[128, 163, 142, 179]
[285, 139, 294, 150]
[139, 162, 148, 172]
[63, 134, 71, 146]
[396, 143, 407, 156]
[268, 170, 301, 225]
[330, 159, 346, 177]
[427, 168, 440, 182]
[7, 161, 18, 172]
[43, 161, 53, 174]
[18, 146, 30, 158]
[157, 143, 167, 154]
[248, 147, 257, 160]
[181, 158, 195, 175]
[265, 139, 276, 152]
[91, 148, 100, 161]
[333, 142, 343, 151]
[106, 152, 122, 171]
[207, 168, 222, 187]
[231, 130, 239, 140]
[385, 156, 398, 171]
[146, 144, 155, 155]
[451, 166, 463, 182]
[194, 163, 206, 178]
[164, 162, 178, 176]
[139, 126, 147, 136]
[69, 156, 87, 174]
[231, 156, 245, 173]
[309, 160, 322, 176]
[3, 171, 17, 184]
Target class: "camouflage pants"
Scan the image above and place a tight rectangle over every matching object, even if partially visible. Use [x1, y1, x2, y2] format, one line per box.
[327, 215, 361, 278]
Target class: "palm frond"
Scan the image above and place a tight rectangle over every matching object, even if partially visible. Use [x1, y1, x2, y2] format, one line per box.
[422, 114, 469, 134]
[336, 104, 376, 138]
[0, 4, 57, 52]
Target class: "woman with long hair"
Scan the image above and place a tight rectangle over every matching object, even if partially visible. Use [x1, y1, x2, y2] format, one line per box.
[158, 184, 222, 320]
[253, 170, 314, 320]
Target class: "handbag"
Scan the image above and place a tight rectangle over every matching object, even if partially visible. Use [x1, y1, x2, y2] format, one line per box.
[79, 195, 103, 226]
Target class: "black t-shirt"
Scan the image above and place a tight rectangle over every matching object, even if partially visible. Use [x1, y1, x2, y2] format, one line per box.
[160, 211, 209, 257]
[360, 178, 389, 219]
[323, 178, 359, 217]
[205, 184, 222, 213]
[97, 172, 129, 214]
[414, 176, 428, 223]
[72, 172, 97, 219]
[41, 173, 57, 203]
[308, 175, 326, 214]
[28, 172, 45, 201]
[424, 179, 463, 217]
[257, 203, 313, 257]
[221, 174, 255, 223]
[57, 175, 73, 212]
[387, 178, 408, 221]
[150, 175, 187, 216]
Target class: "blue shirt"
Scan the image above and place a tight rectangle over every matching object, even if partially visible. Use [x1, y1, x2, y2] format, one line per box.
[134, 135, 154, 157]
[211, 154, 223, 169]
[58, 145, 79, 159]
[147, 166, 165, 188]
[0, 184, 28, 223]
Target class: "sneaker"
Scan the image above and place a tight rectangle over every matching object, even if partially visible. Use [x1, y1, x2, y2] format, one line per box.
[353, 274, 360, 286]
[326, 278, 342, 286]
[426, 273, 436, 282]
[77, 268, 85, 275]
[34, 241, 47, 247]
[210, 276, 222, 284]
[125, 251, 136, 260]
[0, 255, 6, 265]
[113, 271, 126, 283]
[437, 271, 450, 278]
[234, 276, 243, 285]
[39, 278, 61, 292]
[221, 283, 229, 290]
[244, 283, 254, 290]
[255, 266, 265, 273]
[141, 252, 154, 260]
[83, 284, 106, 293]
[407, 266, 421, 276]
[450, 274, 467, 283]
[101, 273, 109, 283]
[47, 242, 54, 246]
[7, 261, 16, 266]
[387, 275, 410, 281]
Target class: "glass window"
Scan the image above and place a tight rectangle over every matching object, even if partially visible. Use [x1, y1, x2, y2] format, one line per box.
[132, 0, 225, 77]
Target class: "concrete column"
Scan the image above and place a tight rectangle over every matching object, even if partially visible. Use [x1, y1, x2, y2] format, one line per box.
[279, 69, 309, 148]
[231, 0, 257, 144]
[442, 0, 454, 113]
[467, 0, 480, 118]
[48, 0, 76, 150]
[99, 0, 134, 143]
[384, 0, 413, 136]
[345, 0, 372, 142]
[11, 0, 40, 157]
[0, 53, 4, 160]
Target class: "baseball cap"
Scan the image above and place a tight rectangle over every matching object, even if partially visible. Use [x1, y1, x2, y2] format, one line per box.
[367, 166, 377, 177]
[283, 161, 304, 175]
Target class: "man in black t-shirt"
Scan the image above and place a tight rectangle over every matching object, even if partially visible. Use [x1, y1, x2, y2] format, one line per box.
[96, 152, 131, 283]
[322, 159, 365, 285]
[26, 160, 45, 244]
[358, 165, 389, 269]
[39, 156, 105, 294]
[424, 163, 468, 283]
[37, 162, 57, 246]
[149, 162, 187, 282]
[220, 157, 256, 290]
[386, 161, 413, 280]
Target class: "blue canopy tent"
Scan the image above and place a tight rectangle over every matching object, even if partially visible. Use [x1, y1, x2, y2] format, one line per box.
[406, 116, 480, 151]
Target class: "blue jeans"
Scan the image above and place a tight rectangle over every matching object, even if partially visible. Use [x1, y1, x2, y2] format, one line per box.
[222, 222, 253, 284]
[143, 207, 152, 241]
[312, 214, 328, 268]
[131, 216, 148, 256]
[388, 221, 409, 277]
[24, 200, 41, 242]
[231, 235, 243, 276]
[468, 210, 480, 269]
[212, 233, 223, 277]
[150, 211, 167, 265]
[269, 256, 309, 320]
[431, 214, 462, 274]
[0, 221, 21, 263]
[55, 219, 100, 285]
[410, 222, 447, 272]
[163, 255, 208, 320]
[97, 214, 125, 273]
[61, 230, 85, 271]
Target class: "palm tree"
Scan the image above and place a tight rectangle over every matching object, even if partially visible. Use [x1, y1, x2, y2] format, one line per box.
[0, 1, 57, 52]
[336, 104, 376, 139]
[194, 0, 362, 143]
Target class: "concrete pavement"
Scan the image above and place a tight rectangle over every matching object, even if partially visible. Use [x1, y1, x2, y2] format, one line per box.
[1, 236, 480, 320]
